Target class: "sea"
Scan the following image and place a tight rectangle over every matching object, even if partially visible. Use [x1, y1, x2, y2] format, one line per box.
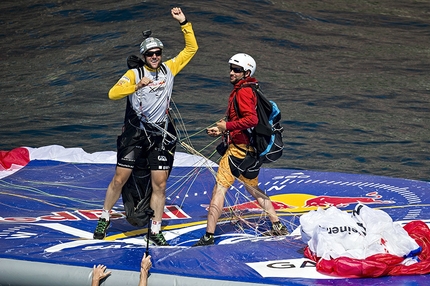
[1, 0, 429, 181]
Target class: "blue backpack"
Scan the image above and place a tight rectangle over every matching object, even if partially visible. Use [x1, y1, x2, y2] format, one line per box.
[233, 83, 284, 165]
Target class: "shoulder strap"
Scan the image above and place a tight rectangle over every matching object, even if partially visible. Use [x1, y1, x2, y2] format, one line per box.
[138, 66, 144, 81]
[236, 83, 274, 137]
[232, 94, 240, 118]
[159, 63, 167, 75]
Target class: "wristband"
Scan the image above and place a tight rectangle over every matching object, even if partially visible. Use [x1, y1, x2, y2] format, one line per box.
[179, 19, 188, 25]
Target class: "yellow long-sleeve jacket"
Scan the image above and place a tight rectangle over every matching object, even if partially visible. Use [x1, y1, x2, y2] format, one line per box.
[108, 22, 198, 124]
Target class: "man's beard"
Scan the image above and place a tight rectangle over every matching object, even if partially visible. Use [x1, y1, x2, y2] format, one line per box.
[230, 77, 242, 85]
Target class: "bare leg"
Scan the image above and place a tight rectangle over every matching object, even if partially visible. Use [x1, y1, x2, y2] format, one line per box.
[103, 166, 132, 211]
[150, 170, 169, 222]
[206, 183, 229, 233]
[245, 184, 279, 223]
[93, 166, 133, 239]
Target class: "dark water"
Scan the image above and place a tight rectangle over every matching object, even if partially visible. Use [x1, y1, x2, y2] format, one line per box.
[1, 0, 429, 181]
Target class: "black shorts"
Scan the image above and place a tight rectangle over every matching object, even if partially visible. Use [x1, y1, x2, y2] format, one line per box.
[116, 120, 177, 170]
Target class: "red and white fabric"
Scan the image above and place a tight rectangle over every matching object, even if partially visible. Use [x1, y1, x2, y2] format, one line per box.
[300, 204, 430, 277]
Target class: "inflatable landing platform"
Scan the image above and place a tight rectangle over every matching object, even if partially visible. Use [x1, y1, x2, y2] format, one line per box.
[0, 146, 429, 285]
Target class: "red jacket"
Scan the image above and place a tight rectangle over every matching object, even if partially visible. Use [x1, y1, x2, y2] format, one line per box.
[225, 77, 258, 145]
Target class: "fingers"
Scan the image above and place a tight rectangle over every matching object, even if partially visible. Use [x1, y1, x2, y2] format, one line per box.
[206, 127, 220, 136]
[171, 7, 182, 15]
[171, 7, 185, 22]
[141, 254, 152, 271]
[94, 265, 108, 273]
[102, 271, 112, 278]
[139, 77, 152, 86]
[142, 254, 152, 263]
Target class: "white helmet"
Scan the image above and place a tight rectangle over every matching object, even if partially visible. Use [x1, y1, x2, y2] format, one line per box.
[228, 53, 256, 76]
[140, 37, 164, 55]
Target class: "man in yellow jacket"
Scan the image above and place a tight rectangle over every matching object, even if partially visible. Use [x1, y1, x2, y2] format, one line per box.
[93, 7, 198, 246]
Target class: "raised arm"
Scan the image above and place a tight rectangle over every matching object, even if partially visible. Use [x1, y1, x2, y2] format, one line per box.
[165, 7, 198, 76]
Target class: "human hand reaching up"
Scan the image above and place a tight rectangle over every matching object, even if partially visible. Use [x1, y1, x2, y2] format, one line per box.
[138, 253, 152, 286]
[171, 7, 186, 23]
[91, 264, 111, 286]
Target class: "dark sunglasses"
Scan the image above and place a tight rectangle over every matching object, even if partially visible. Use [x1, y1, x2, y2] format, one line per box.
[144, 50, 162, 57]
[230, 65, 244, 73]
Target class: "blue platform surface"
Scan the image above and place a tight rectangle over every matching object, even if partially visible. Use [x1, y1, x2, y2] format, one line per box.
[1, 150, 429, 285]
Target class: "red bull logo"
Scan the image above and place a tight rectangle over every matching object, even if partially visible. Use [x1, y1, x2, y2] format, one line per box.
[304, 191, 395, 208]
[220, 200, 292, 212]
[203, 191, 395, 214]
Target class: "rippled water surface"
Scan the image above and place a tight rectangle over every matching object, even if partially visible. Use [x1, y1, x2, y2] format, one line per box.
[1, 0, 429, 181]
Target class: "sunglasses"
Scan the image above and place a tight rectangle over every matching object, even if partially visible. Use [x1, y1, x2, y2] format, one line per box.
[144, 50, 162, 57]
[230, 66, 244, 73]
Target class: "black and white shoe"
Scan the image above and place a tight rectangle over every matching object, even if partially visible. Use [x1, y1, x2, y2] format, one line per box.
[192, 234, 214, 247]
[93, 218, 110, 239]
[149, 231, 170, 246]
[262, 222, 289, 236]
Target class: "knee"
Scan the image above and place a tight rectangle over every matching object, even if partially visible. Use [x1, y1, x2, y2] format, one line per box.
[211, 184, 228, 199]
[111, 176, 127, 190]
[152, 181, 167, 193]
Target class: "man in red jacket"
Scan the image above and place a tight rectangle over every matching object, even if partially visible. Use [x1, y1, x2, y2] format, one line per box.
[193, 53, 289, 246]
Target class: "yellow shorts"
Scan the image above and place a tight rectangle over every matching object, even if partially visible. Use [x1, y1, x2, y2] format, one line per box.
[216, 144, 259, 188]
